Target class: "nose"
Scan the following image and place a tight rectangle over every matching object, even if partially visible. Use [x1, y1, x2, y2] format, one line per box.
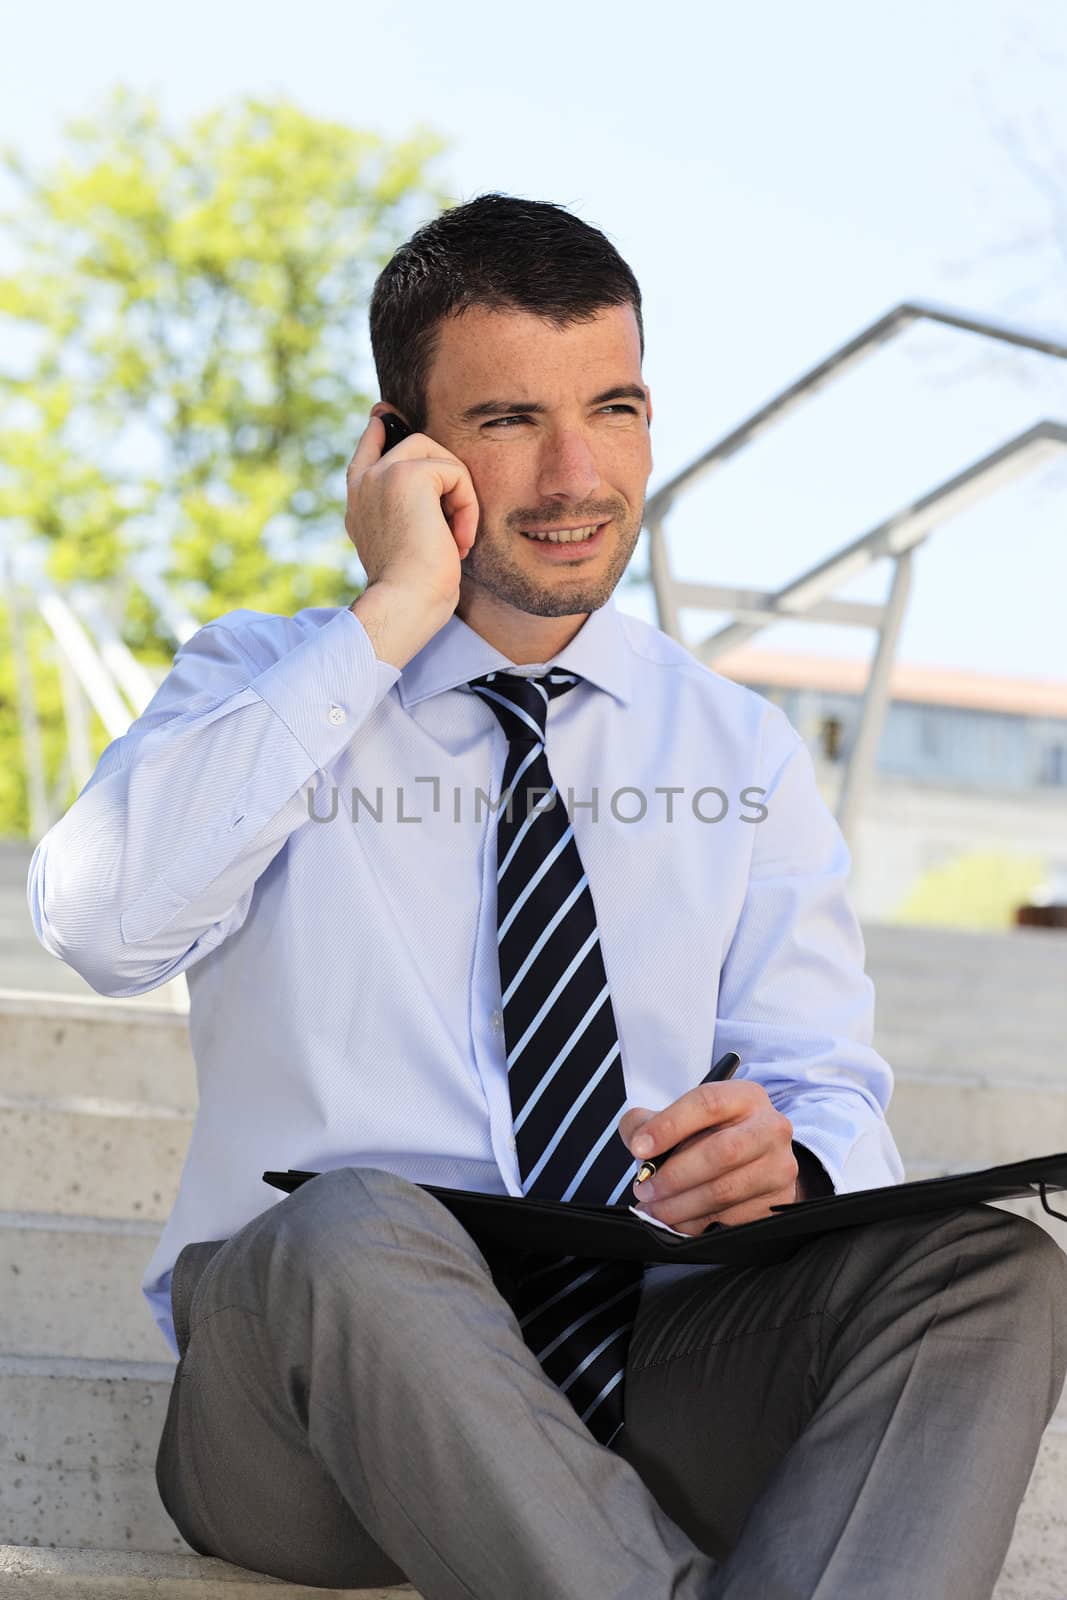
[535, 428, 601, 504]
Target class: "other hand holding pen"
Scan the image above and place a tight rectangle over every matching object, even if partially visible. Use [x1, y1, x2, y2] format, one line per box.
[617, 1068, 800, 1236]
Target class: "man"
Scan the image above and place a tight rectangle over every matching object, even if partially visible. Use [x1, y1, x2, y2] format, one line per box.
[28, 193, 1067, 1599]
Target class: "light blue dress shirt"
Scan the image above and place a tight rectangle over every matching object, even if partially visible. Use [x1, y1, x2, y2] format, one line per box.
[27, 596, 904, 1358]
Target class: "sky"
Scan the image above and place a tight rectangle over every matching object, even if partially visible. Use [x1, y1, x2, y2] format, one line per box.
[3, 0, 1066, 678]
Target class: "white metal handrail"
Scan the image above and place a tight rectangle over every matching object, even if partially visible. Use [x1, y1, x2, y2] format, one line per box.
[4, 574, 164, 837]
[3, 563, 191, 1009]
[645, 300, 1067, 527]
[642, 301, 1067, 861]
[697, 420, 1067, 661]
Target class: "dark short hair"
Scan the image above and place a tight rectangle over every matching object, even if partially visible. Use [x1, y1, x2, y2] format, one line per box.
[369, 192, 644, 432]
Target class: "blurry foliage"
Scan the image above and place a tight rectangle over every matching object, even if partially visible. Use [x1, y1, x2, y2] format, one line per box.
[0, 601, 86, 839]
[0, 87, 454, 835]
[891, 848, 1047, 930]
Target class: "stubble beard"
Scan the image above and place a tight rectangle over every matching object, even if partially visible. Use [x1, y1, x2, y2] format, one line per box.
[458, 504, 644, 618]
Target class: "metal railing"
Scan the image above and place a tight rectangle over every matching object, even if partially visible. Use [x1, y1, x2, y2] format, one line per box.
[0, 560, 194, 1009]
[1, 553, 203, 830]
[643, 301, 1067, 849]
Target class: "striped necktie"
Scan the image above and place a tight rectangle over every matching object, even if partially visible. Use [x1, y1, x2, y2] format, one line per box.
[467, 667, 644, 1450]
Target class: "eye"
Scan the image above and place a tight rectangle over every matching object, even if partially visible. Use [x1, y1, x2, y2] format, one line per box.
[482, 405, 639, 431]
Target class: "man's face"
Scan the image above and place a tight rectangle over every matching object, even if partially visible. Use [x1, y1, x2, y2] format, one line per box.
[420, 303, 653, 618]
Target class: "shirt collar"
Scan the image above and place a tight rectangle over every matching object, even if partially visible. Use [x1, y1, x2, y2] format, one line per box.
[393, 594, 634, 710]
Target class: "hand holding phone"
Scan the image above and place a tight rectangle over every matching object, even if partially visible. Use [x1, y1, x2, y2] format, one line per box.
[345, 406, 480, 640]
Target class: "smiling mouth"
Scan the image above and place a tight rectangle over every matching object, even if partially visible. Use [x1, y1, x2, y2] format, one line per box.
[519, 521, 607, 545]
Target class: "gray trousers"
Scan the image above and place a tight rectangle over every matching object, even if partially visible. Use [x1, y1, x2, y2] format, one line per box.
[154, 1165, 1067, 1600]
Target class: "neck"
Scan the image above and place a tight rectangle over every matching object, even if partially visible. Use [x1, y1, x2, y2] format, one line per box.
[454, 587, 592, 666]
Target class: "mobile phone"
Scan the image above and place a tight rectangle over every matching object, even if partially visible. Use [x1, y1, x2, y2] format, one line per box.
[379, 412, 413, 453]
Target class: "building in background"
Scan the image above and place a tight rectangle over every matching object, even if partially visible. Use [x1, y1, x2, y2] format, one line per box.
[713, 649, 1067, 927]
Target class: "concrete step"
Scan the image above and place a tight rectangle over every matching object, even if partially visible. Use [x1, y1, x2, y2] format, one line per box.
[0, 1357, 209, 1556]
[887, 1075, 1067, 1165]
[874, 1027, 1066, 1084]
[0, 991, 195, 1108]
[990, 1421, 1067, 1600]
[0, 1544, 417, 1596]
[866, 922, 1066, 1079]
[0, 1099, 190, 1223]
[872, 1003, 1065, 1080]
[0, 1214, 170, 1365]
[862, 920, 1067, 984]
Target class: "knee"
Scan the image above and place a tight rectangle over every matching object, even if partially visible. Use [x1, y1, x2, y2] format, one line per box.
[944, 1203, 1066, 1283]
[962, 1207, 1067, 1370]
[1007, 1211, 1067, 1330]
[978, 1208, 1067, 1298]
[292, 1162, 427, 1220]
[271, 1165, 420, 1251]
[262, 1164, 485, 1289]
[860, 1204, 1067, 1333]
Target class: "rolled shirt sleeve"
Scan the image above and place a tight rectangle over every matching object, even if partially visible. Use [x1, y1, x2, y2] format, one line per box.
[27, 607, 400, 998]
[712, 711, 905, 1195]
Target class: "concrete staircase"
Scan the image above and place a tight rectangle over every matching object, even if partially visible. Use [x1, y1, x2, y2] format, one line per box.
[1, 845, 1065, 1594]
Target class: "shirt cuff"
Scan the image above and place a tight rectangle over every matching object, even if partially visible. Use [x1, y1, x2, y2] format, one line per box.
[252, 606, 402, 766]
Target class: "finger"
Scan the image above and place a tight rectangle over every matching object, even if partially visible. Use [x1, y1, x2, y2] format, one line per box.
[642, 1159, 792, 1231]
[632, 1118, 761, 1203]
[639, 1103, 793, 1203]
[628, 1079, 753, 1159]
[630, 1130, 710, 1200]
[617, 1108, 654, 1151]
[439, 470, 480, 558]
[630, 1132, 764, 1216]
[347, 412, 388, 478]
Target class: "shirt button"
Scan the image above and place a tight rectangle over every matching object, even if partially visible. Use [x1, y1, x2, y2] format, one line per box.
[328, 704, 346, 725]
[489, 1010, 503, 1031]
[507, 1136, 517, 1152]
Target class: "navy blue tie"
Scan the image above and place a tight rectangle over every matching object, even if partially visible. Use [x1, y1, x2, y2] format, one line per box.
[468, 668, 644, 1449]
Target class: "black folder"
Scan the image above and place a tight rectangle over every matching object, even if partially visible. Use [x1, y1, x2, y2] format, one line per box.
[264, 1152, 1067, 1269]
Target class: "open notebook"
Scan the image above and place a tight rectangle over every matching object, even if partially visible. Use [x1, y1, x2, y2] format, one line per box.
[263, 1151, 1067, 1268]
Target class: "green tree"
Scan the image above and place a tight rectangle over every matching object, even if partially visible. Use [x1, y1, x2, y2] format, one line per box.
[0, 88, 453, 835]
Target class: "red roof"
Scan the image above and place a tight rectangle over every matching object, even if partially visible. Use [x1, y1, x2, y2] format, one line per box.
[710, 648, 1067, 719]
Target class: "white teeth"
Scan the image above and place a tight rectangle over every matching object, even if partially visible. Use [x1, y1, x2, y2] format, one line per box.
[521, 525, 599, 544]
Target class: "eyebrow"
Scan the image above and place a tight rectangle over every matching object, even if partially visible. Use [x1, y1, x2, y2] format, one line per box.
[458, 384, 647, 423]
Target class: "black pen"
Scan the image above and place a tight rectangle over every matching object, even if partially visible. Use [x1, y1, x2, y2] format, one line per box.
[633, 1051, 742, 1185]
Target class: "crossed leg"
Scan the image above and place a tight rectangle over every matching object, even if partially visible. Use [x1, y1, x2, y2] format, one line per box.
[156, 1166, 1067, 1600]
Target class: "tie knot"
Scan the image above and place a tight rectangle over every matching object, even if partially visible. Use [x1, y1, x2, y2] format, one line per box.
[468, 669, 581, 746]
